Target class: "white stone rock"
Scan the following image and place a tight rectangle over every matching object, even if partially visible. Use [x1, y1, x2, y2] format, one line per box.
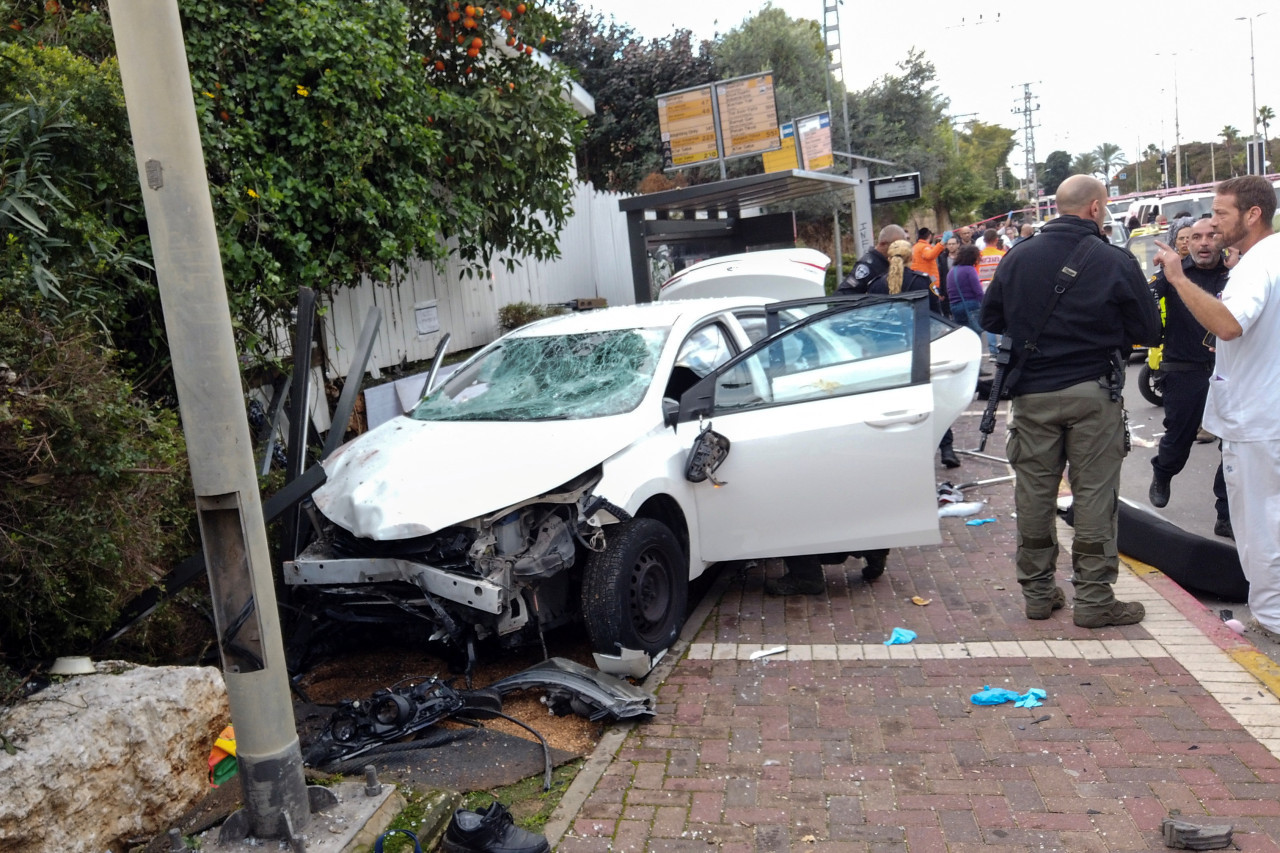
[0, 662, 228, 853]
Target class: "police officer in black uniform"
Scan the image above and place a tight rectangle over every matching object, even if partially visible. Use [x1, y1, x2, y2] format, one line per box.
[836, 224, 906, 294]
[1147, 217, 1232, 536]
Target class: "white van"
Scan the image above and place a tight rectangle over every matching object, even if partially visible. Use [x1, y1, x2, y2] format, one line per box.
[1134, 192, 1213, 228]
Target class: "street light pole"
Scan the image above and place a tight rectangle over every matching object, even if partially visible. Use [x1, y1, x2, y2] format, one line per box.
[1237, 13, 1266, 173]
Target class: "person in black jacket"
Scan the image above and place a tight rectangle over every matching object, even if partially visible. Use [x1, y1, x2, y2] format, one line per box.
[980, 175, 1161, 628]
[836, 224, 906, 294]
[1147, 217, 1231, 536]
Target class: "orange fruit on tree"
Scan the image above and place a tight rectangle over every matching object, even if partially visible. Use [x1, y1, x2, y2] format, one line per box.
[515, 2, 526, 13]
[506, 36, 515, 45]
[500, 8, 511, 19]
[463, 16, 475, 27]
[471, 36, 483, 48]
[434, 59, 446, 70]
[523, 44, 533, 54]
[466, 46, 479, 57]
[446, 9, 460, 21]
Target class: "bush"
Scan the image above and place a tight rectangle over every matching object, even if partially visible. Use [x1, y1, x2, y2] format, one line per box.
[497, 301, 566, 332]
[0, 306, 197, 667]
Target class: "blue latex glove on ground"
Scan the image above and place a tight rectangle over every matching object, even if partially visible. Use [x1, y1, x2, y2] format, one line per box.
[884, 627, 917, 645]
[971, 685, 1048, 706]
[965, 518, 997, 526]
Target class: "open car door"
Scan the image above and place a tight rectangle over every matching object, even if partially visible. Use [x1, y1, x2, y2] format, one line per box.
[677, 294, 940, 562]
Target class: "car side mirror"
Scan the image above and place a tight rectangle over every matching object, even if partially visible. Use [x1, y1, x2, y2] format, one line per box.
[685, 424, 730, 485]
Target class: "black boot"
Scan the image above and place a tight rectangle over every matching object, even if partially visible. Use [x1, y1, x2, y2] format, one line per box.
[1148, 473, 1171, 508]
[764, 556, 825, 595]
[940, 444, 961, 469]
[442, 801, 550, 853]
[861, 550, 888, 581]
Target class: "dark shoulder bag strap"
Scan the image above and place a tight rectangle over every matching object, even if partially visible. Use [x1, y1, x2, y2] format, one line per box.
[978, 235, 1104, 450]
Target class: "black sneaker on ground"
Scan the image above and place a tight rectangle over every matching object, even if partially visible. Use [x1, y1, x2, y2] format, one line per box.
[1148, 474, 1171, 508]
[1214, 517, 1234, 539]
[442, 801, 550, 853]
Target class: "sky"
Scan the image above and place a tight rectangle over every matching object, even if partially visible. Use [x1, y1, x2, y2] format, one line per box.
[576, 0, 1279, 178]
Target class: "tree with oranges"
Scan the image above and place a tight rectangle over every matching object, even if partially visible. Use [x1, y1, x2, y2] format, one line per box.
[2, 0, 582, 361]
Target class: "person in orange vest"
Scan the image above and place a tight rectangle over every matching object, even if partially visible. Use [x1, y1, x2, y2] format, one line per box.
[911, 227, 948, 316]
[910, 227, 946, 284]
[977, 227, 1005, 285]
[977, 228, 1007, 355]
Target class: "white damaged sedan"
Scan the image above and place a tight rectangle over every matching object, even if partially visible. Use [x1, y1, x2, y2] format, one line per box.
[287, 293, 981, 675]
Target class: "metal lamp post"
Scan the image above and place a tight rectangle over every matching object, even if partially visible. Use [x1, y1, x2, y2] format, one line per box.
[1237, 13, 1267, 174]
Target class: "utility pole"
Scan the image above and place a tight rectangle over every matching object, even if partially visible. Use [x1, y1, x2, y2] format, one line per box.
[1172, 56, 1182, 189]
[1011, 83, 1040, 205]
[110, 0, 331, 843]
[823, 0, 859, 261]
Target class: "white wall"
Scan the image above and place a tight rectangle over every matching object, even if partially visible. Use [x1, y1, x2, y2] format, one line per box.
[319, 182, 634, 378]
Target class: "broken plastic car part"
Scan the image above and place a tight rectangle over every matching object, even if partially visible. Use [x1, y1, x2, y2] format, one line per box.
[490, 657, 656, 721]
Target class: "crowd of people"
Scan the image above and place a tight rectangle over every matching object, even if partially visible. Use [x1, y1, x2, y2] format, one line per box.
[775, 175, 1280, 644]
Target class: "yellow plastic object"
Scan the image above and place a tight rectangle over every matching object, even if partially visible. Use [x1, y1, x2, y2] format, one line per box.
[1147, 297, 1167, 370]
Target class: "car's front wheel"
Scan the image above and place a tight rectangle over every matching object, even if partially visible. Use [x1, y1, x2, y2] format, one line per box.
[581, 518, 687, 658]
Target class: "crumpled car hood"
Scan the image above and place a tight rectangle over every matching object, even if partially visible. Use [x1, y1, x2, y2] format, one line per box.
[313, 414, 648, 541]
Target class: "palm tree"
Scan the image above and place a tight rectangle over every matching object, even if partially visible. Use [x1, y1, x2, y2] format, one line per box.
[1259, 106, 1275, 171]
[1070, 152, 1102, 178]
[1094, 142, 1123, 183]
[1221, 125, 1241, 176]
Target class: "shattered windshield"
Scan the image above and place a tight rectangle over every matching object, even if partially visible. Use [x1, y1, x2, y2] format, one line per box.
[410, 328, 668, 421]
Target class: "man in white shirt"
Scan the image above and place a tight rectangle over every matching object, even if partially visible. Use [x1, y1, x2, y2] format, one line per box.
[1154, 175, 1280, 639]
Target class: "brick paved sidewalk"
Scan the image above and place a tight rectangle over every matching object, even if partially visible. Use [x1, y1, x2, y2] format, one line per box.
[549, 410, 1280, 852]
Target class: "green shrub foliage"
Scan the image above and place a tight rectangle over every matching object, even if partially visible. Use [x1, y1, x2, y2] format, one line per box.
[0, 307, 197, 665]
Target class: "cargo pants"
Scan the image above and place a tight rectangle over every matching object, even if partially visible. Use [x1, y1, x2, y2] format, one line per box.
[1006, 379, 1127, 616]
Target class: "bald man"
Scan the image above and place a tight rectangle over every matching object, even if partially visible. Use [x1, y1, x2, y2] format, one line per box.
[837, 223, 907, 294]
[1147, 218, 1230, 537]
[981, 175, 1161, 628]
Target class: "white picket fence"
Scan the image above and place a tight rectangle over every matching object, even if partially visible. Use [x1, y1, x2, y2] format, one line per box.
[319, 182, 635, 379]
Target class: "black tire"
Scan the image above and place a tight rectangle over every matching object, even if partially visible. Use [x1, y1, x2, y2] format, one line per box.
[1138, 364, 1164, 407]
[581, 518, 687, 657]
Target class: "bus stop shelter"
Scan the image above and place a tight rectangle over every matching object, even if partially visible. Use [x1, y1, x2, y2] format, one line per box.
[618, 168, 872, 303]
